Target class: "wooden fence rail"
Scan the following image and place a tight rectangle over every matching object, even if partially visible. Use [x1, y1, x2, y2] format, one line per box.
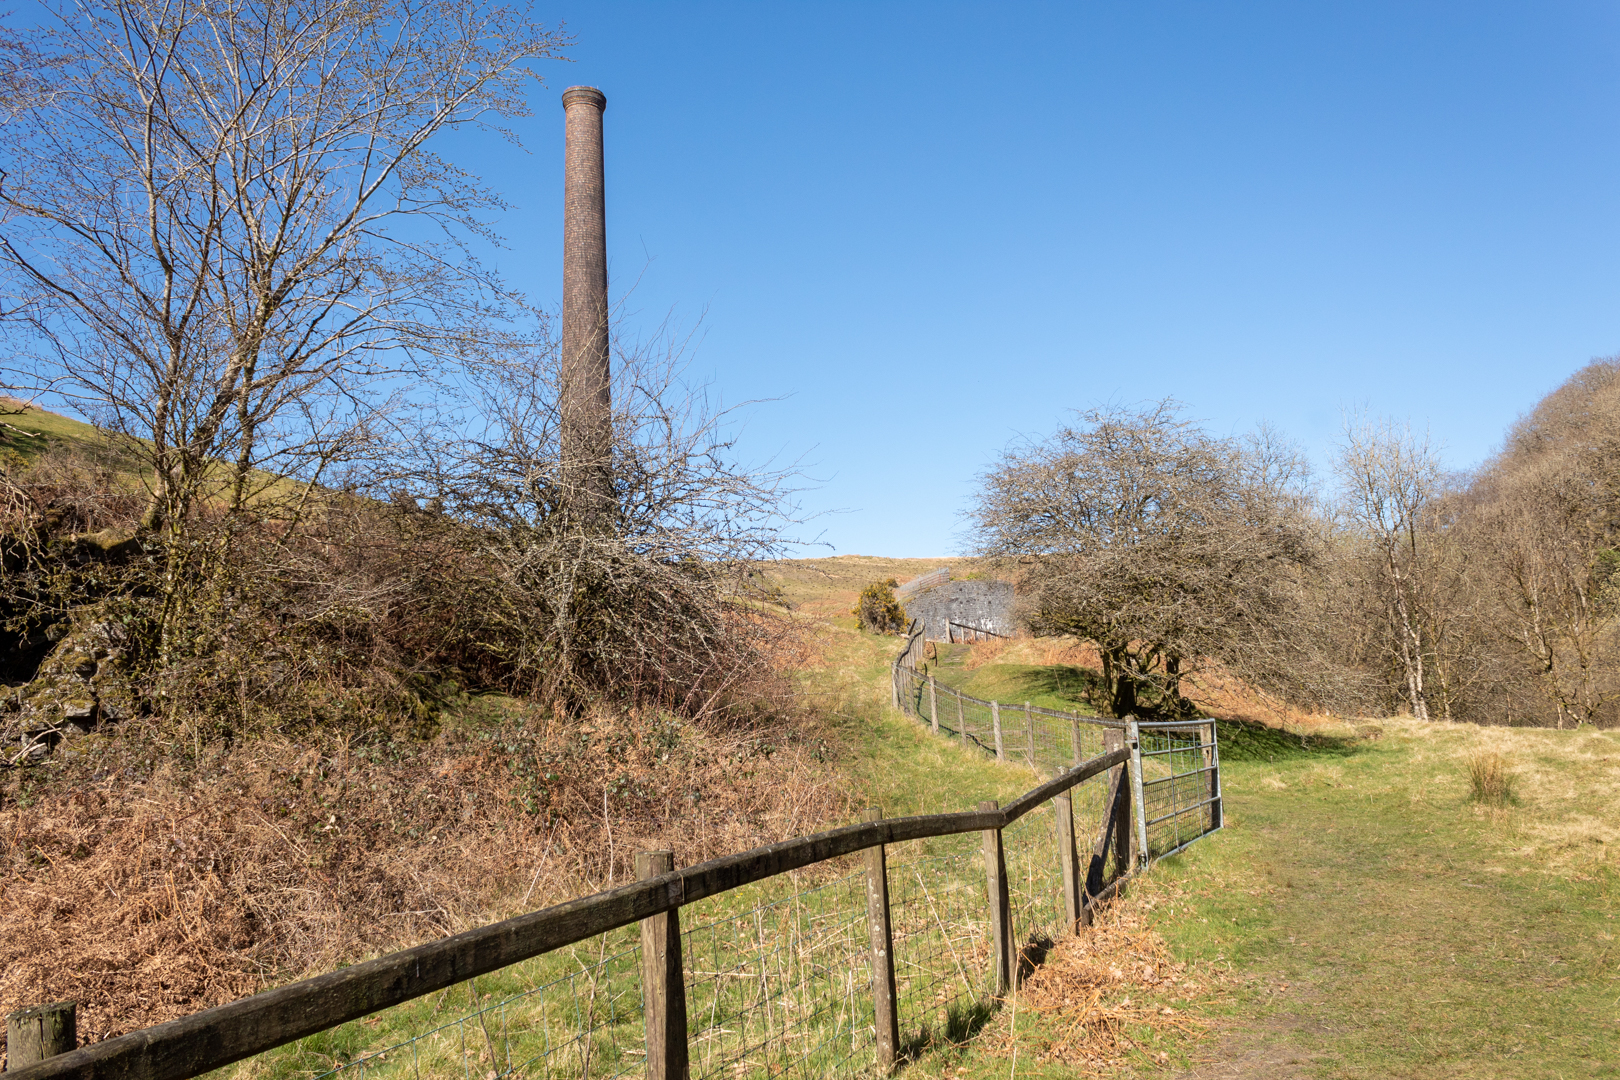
[7, 746, 1131, 1080]
[9, 623, 1220, 1080]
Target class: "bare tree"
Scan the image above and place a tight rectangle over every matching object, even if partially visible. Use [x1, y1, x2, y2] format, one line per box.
[1332, 416, 1447, 720]
[968, 401, 1320, 718]
[403, 322, 807, 714]
[0, 0, 565, 560]
[1465, 361, 1620, 727]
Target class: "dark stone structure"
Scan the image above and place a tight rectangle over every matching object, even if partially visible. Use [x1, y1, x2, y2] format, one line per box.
[560, 85, 612, 519]
[905, 579, 1015, 642]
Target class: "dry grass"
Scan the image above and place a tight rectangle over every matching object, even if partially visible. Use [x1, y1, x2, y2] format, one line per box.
[958, 635, 1099, 672]
[0, 704, 848, 1049]
[985, 899, 1213, 1075]
[1465, 749, 1517, 807]
[1182, 664, 1345, 731]
[759, 555, 975, 619]
[1388, 719, 1620, 876]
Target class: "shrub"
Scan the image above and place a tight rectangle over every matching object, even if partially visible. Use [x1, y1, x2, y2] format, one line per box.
[852, 579, 907, 635]
[1466, 750, 1517, 807]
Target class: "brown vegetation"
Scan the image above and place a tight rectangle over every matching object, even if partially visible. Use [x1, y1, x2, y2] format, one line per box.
[989, 898, 1212, 1075]
[0, 703, 846, 1046]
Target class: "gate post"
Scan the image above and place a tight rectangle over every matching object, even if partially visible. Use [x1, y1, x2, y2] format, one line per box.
[1126, 718, 1149, 869]
[1053, 790, 1081, 932]
[6, 1002, 76, 1068]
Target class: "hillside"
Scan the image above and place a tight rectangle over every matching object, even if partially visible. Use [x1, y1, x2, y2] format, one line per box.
[4, 525, 1617, 1077]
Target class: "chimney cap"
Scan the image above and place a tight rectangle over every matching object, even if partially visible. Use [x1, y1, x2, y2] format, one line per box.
[561, 85, 606, 111]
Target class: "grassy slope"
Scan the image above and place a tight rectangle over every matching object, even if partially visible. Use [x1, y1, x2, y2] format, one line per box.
[788, 563, 1620, 1078]
[1134, 721, 1620, 1080]
[1, 400, 306, 506]
[1, 400, 105, 461]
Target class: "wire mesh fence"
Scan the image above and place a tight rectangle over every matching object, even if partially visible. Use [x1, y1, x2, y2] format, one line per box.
[891, 629, 1222, 868]
[290, 928, 647, 1080]
[268, 820, 1109, 1080]
[885, 834, 996, 1055]
[680, 870, 874, 1080]
[894, 654, 1122, 777]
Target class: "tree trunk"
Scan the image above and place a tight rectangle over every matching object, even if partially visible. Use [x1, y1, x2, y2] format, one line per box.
[1102, 645, 1138, 718]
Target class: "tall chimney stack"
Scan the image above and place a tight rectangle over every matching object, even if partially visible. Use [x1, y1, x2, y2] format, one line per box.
[560, 85, 611, 521]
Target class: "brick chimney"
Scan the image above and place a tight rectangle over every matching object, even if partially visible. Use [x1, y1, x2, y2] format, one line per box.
[560, 85, 611, 520]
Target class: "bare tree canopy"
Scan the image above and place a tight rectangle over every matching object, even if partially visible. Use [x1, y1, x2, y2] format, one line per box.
[0, 0, 566, 533]
[404, 327, 808, 713]
[968, 401, 1320, 718]
[1465, 360, 1620, 727]
[1333, 416, 1447, 720]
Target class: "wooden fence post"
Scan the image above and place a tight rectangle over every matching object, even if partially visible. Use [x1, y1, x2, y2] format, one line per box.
[1126, 718, 1149, 869]
[636, 851, 689, 1080]
[863, 808, 900, 1073]
[1203, 721, 1223, 829]
[1053, 790, 1081, 933]
[991, 702, 1005, 761]
[6, 1002, 76, 1069]
[979, 801, 1013, 995]
[1023, 702, 1035, 767]
[957, 688, 967, 744]
[1070, 715, 1082, 767]
[928, 677, 939, 735]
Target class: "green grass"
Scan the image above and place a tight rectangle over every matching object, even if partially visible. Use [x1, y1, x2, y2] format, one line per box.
[929, 658, 1105, 718]
[818, 629, 1042, 817]
[1132, 723, 1620, 1078]
[1, 401, 345, 514]
[918, 714, 1620, 1079]
[1, 400, 107, 464]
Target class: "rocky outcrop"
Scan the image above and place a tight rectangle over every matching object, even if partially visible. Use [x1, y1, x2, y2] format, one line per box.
[905, 578, 1016, 642]
[3, 615, 141, 763]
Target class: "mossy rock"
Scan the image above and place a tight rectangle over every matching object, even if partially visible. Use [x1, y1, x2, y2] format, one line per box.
[6, 613, 144, 758]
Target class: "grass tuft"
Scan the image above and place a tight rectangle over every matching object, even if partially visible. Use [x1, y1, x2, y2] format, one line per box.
[1465, 749, 1517, 807]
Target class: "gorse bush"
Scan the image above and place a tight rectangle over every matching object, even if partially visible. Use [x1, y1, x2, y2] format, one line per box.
[852, 579, 907, 635]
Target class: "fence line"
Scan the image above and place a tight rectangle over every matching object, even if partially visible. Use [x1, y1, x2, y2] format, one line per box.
[11, 756, 1132, 1080]
[889, 621, 1223, 862]
[10, 627, 1219, 1080]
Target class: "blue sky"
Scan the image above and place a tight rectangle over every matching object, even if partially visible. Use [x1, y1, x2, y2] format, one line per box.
[476, 1, 1620, 556]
